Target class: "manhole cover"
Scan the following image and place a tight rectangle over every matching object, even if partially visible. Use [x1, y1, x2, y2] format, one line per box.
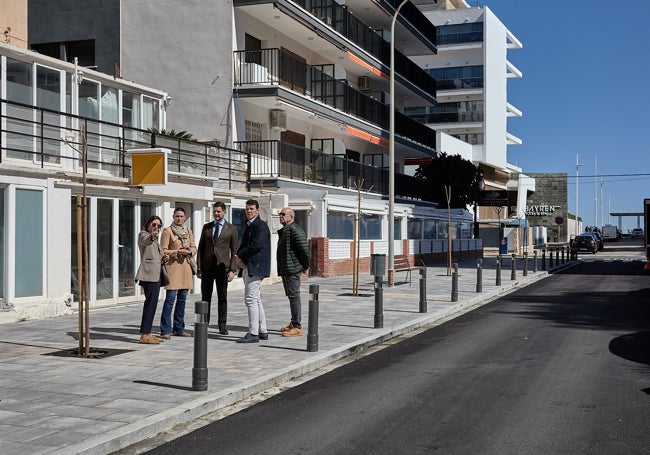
[44, 348, 134, 359]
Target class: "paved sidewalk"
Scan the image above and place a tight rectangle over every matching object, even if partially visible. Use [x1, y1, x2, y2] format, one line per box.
[0, 256, 575, 454]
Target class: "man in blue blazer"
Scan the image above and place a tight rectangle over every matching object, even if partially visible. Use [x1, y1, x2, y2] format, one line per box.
[235, 199, 271, 343]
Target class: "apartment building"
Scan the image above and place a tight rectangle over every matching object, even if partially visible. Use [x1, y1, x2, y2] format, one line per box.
[27, 0, 480, 281]
[409, 1, 535, 236]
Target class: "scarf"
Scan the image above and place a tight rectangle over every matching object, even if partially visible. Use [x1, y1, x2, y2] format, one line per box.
[169, 223, 197, 274]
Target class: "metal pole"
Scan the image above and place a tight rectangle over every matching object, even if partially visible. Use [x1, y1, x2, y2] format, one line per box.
[523, 252, 528, 276]
[388, 0, 409, 286]
[374, 275, 383, 329]
[307, 284, 319, 352]
[542, 249, 546, 271]
[533, 250, 538, 273]
[419, 267, 427, 313]
[561, 247, 565, 264]
[451, 263, 458, 302]
[550, 248, 554, 268]
[511, 253, 516, 280]
[192, 301, 209, 391]
[555, 248, 560, 266]
[476, 259, 483, 293]
[496, 255, 502, 286]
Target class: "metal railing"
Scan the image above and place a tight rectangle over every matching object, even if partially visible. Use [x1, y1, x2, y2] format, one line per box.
[1, 98, 249, 191]
[234, 48, 437, 150]
[236, 139, 433, 202]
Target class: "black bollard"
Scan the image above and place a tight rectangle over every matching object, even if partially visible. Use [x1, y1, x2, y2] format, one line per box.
[523, 252, 528, 276]
[496, 255, 502, 286]
[550, 249, 554, 268]
[307, 284, 319, 352]
[476, 259, 483, 293]
[555, 248, 560, 266]
[192, 301, 209, 391]
[533, 250, 538, 273]
[451, 263, 459, 302]
[374, 275, 383, 329]
[419, 267, 427, 313]
[511, 253, 517, 280]
[561, 247, 565, 264]
[542, 249, 546, 271]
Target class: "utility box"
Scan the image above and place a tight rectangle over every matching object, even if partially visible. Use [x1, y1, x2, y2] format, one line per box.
[370, 254, 386, 276]
[499, 237, 508, 255]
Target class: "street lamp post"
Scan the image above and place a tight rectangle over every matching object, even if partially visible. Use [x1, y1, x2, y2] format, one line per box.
[575, 154, 583, 235]
[388, 0, 409, 287]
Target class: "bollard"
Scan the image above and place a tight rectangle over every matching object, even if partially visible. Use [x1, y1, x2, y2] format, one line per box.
[542, 249, 546, 271]
[511, 253, 517, 280]
[561, 247, 565, 264]
[307, 284, 319, 352]
[555, 248, 560, 266]
[419, 267, 427, 313]
[496, 255, 502, 286]
[550, 249, 554, 268]
[374, 275, 383, 329]
[192, 301, 209, 391]
[451, 263, 459, 302]
[523, 252, 528, 276]
[533, 250, 538, 273]
[476, 259, 483, 293]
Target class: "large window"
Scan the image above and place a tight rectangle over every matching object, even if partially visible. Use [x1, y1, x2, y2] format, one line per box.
[119, 201, 136, 297]
[6, 58, 32, 105]
[96, 199, 113, 300]
[123, 91, 141, 129]
[0, 190, 4, 299]
[79, 79, 99, 119]
[16, 189, 43, 297]
[327, 211, 381, 240]
[36, 65, 61, 111]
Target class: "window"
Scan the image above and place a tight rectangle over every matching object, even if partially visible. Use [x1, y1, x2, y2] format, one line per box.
[16, 189, 43, 297]
[123, 91, 141, 129]
[79, 79, 99, 119]
[36, 66, 61, 111]
[6, 58, 32, 105]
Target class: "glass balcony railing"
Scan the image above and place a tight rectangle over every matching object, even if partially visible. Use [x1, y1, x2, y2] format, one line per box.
[236, 139, 434, 202]
[234, 49, 437, 150]
[1, 98, 249, 191]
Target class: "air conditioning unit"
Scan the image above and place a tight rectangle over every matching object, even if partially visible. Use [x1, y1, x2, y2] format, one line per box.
[270, 109, 287, 131]
[358, 76, 370, 90]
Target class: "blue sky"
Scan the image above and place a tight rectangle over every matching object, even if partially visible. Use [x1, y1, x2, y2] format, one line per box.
[480, 0, 650, 230]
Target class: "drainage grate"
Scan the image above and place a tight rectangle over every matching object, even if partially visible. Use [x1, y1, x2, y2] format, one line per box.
[43, 347, 134, 359]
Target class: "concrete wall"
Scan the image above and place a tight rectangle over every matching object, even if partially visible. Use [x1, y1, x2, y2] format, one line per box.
[1, 0, 28, 48]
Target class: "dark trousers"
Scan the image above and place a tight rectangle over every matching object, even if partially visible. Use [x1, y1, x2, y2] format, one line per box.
[201, 263, 228, 325]
[282, 273, 302, 328]
[139, 280, 161, 334]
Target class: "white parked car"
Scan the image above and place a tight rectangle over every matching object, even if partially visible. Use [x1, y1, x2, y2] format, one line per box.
[631, 228, 644, 238]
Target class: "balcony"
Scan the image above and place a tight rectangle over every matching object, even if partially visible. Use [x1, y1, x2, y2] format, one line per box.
[0, 99, 249, 191]
[234, 49, 437, 151]
[235, 0, 436, 102]
[236, 139, 434, 203]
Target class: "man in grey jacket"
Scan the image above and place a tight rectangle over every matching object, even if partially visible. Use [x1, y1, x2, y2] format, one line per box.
[276, 207, 310, 337]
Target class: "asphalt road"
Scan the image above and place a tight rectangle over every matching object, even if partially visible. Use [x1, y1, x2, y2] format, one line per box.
[144, 255, 650, 455]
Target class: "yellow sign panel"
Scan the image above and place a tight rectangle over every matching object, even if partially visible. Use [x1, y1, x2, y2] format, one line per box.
[129, 149, 168, 185]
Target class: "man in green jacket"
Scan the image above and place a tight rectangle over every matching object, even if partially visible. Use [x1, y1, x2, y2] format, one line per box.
[277, 207, 310, 337]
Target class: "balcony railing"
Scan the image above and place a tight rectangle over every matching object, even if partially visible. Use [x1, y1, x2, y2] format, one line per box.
[0, 98, 249, 191]
[236, 139, 434, 202]
[234, 49, 437, 150]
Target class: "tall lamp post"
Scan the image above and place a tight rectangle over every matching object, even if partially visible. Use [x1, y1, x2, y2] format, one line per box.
[388, 0, 409, 287]
[575, 154, 582, 235]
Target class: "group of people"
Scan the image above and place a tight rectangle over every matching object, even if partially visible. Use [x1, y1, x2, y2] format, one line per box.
[135, 199, 310, 345]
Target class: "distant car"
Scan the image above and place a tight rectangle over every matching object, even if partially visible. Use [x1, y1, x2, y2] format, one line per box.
[588, 231, 605, 251]
[571, 234, 598, 254]
[631, 228, 644, 239]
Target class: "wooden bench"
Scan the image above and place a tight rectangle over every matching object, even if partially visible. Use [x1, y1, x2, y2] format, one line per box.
[394, 255, 419, 285]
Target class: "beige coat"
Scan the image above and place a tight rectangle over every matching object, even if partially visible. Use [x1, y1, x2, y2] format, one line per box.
[160, 225, 197, 290]
[135, 230, 164, 283]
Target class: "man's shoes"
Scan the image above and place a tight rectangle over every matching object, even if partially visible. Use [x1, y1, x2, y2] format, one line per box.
[236, 333, 259, 343]
[280, 323, 294, 332]
[139, 334, 160, 344]
[282, 326, 304, 337]
[218, 324, 229, 335]
[160, 333, 172, 340]
[173, 331, 192, 337]
[259, 332, 269, 340]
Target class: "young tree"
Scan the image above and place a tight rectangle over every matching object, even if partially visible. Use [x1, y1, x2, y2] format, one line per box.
[414, 153, 480, 208]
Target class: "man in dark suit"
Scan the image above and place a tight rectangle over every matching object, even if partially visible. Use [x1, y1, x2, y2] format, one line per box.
[197, 201, 238, 335]
[235, 199, 271, 343]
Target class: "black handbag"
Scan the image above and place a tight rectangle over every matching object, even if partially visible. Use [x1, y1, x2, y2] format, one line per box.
[161, 263, 170, 286]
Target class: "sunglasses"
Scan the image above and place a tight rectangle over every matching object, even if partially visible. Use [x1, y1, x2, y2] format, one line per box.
[151, 223, 162, 228]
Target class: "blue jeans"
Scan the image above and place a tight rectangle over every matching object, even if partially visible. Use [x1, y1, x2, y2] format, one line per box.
[160, 289, 188, 335]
